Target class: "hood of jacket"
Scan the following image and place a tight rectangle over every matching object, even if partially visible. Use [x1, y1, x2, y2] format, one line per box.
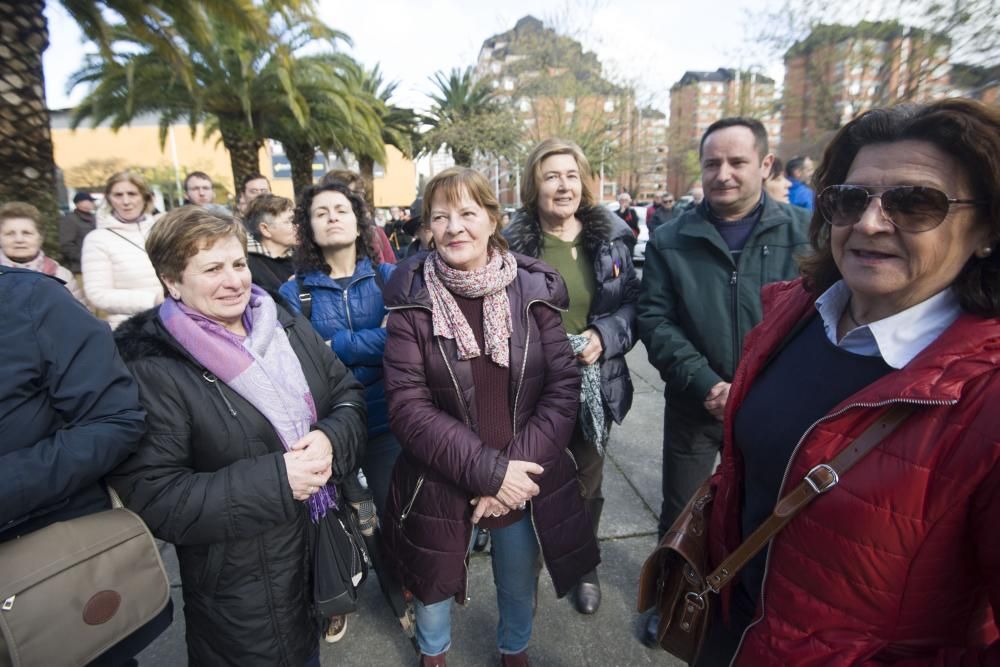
[383, 251, 569, 312]
[504, 204, 633, 260]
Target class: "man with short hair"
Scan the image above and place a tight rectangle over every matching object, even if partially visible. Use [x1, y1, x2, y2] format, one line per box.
[242, 194, 296, 293]
[637, 118, 810, 642]
[184, 171, 229, 214]
[238, 173, 271, 216]
[58, 192, 97, 273]
[647, 191, 676, 235]
[786, 156, 815, 211]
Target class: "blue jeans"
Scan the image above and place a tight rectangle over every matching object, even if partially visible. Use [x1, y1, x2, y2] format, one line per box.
[415, 514, 540, 656]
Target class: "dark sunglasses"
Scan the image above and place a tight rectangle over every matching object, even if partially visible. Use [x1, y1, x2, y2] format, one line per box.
[818, 184, 987, 233]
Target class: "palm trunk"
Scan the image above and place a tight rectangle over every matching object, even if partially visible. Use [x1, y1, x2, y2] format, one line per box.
[357, 155, 375, 209]
[219, 118, 263, 195]
[0, 1, 61, 258]
[284, 141, 315, 199]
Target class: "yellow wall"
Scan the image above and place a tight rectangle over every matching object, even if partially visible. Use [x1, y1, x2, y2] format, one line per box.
[373, 145, 418, 208]
[51, 117, 415, 206]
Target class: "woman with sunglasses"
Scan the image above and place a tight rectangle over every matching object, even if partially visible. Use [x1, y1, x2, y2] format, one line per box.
[693, 98, 1000, 666]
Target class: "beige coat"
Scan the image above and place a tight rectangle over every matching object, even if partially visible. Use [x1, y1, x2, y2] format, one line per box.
[81, 207, 161, 329]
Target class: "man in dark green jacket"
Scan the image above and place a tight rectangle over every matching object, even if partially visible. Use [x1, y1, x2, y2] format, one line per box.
[638, 117, 810, 541]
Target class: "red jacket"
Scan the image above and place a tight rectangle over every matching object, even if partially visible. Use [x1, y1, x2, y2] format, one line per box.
[709, 278, 1000, 666]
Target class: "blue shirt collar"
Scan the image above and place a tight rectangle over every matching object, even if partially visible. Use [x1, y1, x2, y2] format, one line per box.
[814, 280, 961, 369]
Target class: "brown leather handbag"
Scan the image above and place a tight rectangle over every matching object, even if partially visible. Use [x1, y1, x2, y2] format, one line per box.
[0, 489, 170, 667]
[637, 404, 913, 664]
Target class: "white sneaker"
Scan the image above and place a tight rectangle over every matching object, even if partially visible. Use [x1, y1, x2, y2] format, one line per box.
[324, 614, 347, 643]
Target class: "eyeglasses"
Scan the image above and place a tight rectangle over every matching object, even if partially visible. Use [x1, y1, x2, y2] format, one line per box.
[818, 184, 987, 233]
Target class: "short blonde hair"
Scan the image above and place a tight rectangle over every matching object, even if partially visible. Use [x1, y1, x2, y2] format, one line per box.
[146, 205, 247, 286]
[104, 171, 155, 215]
[422, 167, 509, 253]
[519, 138, 596, 214]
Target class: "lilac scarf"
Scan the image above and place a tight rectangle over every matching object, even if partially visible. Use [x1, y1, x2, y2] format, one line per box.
[160, 285, 335, 521]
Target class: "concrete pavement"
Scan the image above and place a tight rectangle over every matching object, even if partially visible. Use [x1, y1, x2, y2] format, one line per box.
[137, 343, 682, 666]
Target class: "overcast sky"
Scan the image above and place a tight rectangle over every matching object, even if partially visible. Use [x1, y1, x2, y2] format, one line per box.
[44, 0, 788, 115]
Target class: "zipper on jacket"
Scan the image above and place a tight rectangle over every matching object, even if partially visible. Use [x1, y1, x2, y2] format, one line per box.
[727, 396, 956, 666]
[729, 270, 739, 373]
[342, 289, 354, 332]
[399, 475, 425, 524]
[2, 595, 13, 611]
[512, 298, 567, 438]
[202, 371, 237, 416]
[436, 338, 472, 427]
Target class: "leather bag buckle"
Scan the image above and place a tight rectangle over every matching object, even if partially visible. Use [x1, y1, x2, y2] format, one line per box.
[805, 464, 839, 494]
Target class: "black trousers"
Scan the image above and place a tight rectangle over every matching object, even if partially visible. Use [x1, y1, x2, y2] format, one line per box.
[657, 400, 723, 538]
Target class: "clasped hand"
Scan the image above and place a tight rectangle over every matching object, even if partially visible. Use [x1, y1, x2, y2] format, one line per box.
[469, 460, 543, 523]
[284, 430, 334, 501]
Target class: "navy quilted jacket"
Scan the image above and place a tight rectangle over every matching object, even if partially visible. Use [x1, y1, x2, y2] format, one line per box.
[279, 257, 395, 437]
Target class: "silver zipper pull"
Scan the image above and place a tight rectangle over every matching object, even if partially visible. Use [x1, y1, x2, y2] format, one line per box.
[2, 595, 14, 610]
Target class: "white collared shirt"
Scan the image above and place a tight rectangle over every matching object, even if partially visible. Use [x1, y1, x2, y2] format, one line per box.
[814, 280, 961, 369]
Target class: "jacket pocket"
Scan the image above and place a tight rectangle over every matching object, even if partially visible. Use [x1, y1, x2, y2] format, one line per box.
[399, 474, 425, 525]
[198, 542, 227, 596]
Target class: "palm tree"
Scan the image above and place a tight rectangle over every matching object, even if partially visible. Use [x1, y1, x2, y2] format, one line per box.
[68, 1, 344, 192]
[351, 65, 418, 206]
[0, 0, 266, 256]
[261, 55, 385, 198]
[422, 66, 521, 167]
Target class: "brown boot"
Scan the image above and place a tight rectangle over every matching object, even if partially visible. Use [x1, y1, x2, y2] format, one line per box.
[419, 653, 447, 667]
[500, 651, 530, 666]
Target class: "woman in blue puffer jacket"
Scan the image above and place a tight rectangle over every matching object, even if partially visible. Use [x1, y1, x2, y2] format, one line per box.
[279, 181, 402, 643]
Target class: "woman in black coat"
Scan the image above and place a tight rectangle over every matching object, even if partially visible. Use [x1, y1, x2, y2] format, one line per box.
[504, 138, 639, 615]
[109, 206, 367, 667]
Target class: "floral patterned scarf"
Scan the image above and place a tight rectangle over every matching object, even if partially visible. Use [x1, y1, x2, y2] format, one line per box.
[424, 249, 518, 367]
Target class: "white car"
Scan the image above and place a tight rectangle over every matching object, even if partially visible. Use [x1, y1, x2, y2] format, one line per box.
[606, 203, 649, 265]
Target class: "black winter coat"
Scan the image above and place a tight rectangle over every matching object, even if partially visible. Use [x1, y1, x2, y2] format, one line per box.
[505, 205, 640, 423]
[381, 253, 599, 605]
[110, 305, 367, 667]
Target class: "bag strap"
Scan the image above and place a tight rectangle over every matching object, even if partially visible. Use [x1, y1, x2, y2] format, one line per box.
[699, 403, 915, 598]
[106, 228, 148, 254]
[297, 275, 312, 320]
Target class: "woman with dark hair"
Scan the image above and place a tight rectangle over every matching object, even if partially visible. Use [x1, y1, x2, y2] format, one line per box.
[763, 157, 791, 203]
[279, 182, 402, 642]
[382, 167, 597, 665]
[696, 98, 1000, 665]
[505, 138, 639, 614]
[110, 205, 366, 666]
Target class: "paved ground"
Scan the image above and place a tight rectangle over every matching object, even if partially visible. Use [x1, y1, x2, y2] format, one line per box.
[137, 342, 682, 666]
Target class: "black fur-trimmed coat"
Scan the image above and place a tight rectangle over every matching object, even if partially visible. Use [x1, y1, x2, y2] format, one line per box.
[109, 305, 366, 667]
[504, 205, 639, 423]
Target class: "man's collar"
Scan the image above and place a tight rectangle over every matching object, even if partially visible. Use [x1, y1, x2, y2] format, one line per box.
[699, 193, 765, 224]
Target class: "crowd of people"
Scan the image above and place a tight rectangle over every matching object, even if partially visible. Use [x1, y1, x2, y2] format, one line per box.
[2, 96, 998, 667]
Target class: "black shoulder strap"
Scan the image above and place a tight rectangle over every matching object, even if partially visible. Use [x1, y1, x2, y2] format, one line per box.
[296, 275, 312, 320]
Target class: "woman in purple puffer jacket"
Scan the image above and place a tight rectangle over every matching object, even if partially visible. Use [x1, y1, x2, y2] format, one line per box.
[381, 168, 599, 667]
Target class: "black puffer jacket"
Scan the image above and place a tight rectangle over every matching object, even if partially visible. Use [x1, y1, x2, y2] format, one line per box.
[110, 306, 366, 667]
[505, 205, 639, 423]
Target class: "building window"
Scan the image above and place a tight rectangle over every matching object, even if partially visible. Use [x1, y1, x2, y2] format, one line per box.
[604, 98, 615, 112]
[565, 99, 575, 113]
[518, 97, 531, 112]
[503, 77, 514, 91]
